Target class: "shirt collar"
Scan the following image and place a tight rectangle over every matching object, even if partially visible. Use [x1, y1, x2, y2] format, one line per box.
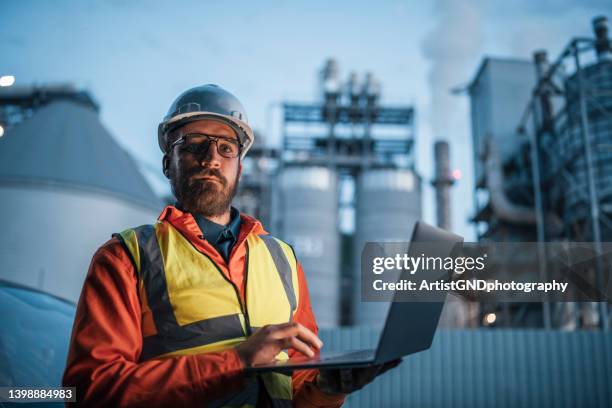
[194, 207, 241, 244]
[157, 204, 266, 243]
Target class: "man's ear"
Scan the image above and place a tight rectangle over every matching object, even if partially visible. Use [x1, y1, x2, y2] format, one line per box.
[162, 155, 170, 178]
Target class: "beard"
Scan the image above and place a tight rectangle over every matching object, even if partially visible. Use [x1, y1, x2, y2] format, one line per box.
[170, 166, 239, 217]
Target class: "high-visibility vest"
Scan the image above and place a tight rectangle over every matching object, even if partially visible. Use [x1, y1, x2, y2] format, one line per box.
[114, 220, 300, 408]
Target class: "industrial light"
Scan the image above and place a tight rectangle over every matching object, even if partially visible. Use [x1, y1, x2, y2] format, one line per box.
[0, 125, 4, 137]
[0, 75, 15, 87]
[452, 169, 462, 180]
[484, 312, 497, 325]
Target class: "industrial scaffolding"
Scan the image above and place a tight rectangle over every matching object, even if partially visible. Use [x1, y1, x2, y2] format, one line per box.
[516, 16, 611, 330]
[272, 59, 418, 325]
[274, 59, 417, 237]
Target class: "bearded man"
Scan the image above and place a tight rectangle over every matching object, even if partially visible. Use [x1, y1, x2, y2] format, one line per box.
[62, 84, 395, 407]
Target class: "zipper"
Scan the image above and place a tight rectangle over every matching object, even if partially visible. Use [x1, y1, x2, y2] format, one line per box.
[243, 241, 251, 336]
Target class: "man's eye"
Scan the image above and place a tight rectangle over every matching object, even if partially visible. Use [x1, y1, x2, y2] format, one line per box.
[183, 144, 202, 154]
[219, 143, 234, 153]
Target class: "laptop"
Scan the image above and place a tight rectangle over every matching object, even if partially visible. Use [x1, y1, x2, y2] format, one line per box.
[247, 221, 464, 373]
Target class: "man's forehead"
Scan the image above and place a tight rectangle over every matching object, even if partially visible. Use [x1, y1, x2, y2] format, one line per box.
[179, 119, 238, 139]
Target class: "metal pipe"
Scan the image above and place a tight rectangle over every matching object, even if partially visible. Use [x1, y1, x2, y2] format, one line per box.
[484, 137, 537, 224]
[528, 96, 552, 329]
[361, 72, 378, 170]
[572, 43, 609, 331]
[533, 50, 555, 132]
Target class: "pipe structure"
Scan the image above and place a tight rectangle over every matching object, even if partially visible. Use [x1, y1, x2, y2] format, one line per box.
[484, 137, 537, 224]
[572, 43, 609, 331]
[531, 50, 556, 328]
[321, 58, 340, 168]
[432, 140, 454, 231]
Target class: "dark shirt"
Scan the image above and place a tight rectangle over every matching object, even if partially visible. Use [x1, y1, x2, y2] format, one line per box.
[194, 207, 241, 262]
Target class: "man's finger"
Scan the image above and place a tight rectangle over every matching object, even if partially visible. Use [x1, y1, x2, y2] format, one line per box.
[294, 323, 324, 349]
[262, 322, 298, 335]
[279, 335, 315, 358]
[269, 322, 323, 350]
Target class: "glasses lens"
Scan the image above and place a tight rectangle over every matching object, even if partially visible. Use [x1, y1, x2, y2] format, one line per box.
[217, 139, 240, 158]
[180, 139, 210, 156]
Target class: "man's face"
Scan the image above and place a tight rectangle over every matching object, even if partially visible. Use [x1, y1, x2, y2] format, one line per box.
[165, 119, 242, 217]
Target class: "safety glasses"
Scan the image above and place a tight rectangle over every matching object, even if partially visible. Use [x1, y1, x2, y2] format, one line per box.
[170, 133, 243, 159]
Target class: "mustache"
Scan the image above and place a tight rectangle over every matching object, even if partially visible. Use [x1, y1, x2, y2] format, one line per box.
[186, 168, 227, 186]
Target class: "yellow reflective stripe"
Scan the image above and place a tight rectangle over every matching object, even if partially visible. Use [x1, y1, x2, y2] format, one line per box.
[259, 236, 297, 314]
[157, 222, 243, 325]
[275, 240, 300, 312]
[135, 224, 179, 336]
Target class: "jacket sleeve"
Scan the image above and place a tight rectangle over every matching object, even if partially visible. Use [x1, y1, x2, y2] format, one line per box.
[62, 238, 247, 407]
[291, 262, 346, 408]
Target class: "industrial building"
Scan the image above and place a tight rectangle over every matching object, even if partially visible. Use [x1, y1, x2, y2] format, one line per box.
[271, 59, 421, 327]
[239, 60, 473, 328]
[468, 16, 611, 330]
[0, 85, 163, 302]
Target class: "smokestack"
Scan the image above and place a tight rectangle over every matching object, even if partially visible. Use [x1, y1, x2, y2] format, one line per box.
[347, 71, 360, 108]
[320, 58, 340, 122]
[592, 16, 611, 61]
[362, 72, 380, 110]
[320, 58, 340, 101]
[432, 140, 454, 230]
[533, 50, 554, 132]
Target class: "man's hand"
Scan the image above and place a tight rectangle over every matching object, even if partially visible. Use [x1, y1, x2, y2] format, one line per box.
[235, 322, 323, 367]
[316, 359, 402, 395]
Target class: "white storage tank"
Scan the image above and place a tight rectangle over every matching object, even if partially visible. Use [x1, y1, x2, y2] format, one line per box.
[279, 166, 340, 327]
[0, 101, 163, 302]
[353, 168, 422, 326]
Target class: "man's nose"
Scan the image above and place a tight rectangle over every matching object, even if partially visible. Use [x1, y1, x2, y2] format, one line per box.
[200, 142, 221, 168]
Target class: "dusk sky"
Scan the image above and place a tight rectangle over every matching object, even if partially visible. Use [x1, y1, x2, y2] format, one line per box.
[2, 0, 609, 239]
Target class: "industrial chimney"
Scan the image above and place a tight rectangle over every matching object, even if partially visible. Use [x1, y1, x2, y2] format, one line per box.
[432, 140, 454, 230]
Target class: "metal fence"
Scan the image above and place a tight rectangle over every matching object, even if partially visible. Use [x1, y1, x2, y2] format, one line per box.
[318, 328, 612, 408]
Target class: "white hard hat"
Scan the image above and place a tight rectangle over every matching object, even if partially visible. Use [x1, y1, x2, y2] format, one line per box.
[158, 84, 254, 159]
